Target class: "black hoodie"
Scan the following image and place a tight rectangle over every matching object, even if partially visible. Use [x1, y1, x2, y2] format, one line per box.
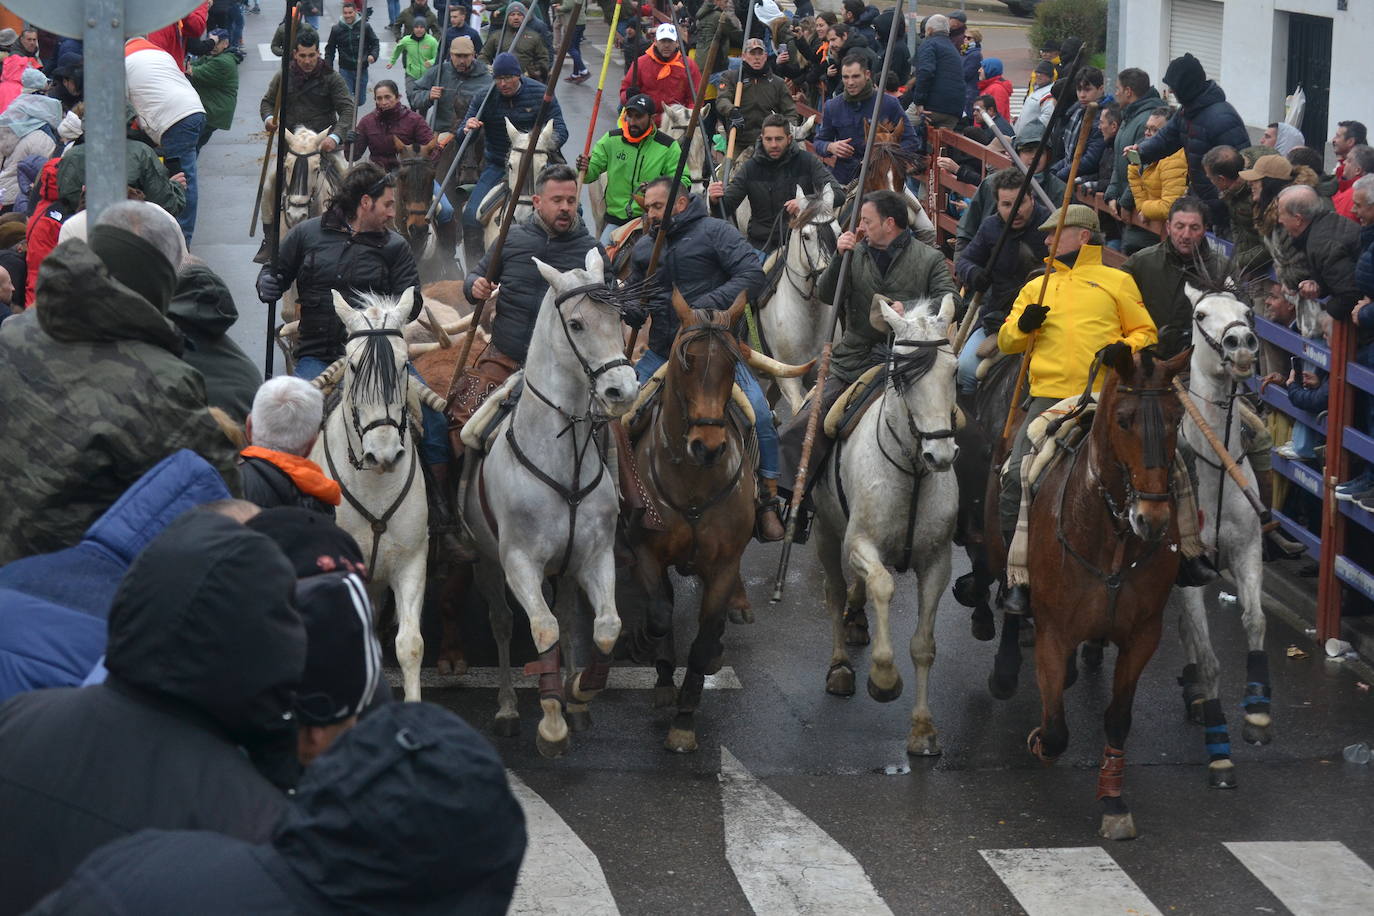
[0, 512, 305, 915]
[168, 264, 263, 422]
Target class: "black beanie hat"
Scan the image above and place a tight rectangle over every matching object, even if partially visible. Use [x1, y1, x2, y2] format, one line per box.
[1164, 52, 1208, 104]
[248, 507, 368, 580]
[292, 571, 383, 726]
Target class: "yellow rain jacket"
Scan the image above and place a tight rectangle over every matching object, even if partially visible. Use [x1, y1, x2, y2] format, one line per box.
[998, 244, 1158, 399]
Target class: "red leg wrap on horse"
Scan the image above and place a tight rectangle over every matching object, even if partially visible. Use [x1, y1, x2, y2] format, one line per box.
[578, 651, 613, 693]
[1096, 744, 1127, 800]
[523, 646, 564, 703]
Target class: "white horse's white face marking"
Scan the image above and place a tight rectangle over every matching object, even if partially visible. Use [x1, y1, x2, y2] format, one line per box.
[332, 289, 414, 471]
[661, 104, 709, 188]
[1187, 284, 1258, 380]
[282, 126, 341, 232]
[878, 294, 959, 471]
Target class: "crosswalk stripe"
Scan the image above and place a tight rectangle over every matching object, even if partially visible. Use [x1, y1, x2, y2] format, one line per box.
[980, 847, 1163, 916]
[385, 665, 743, 690]
[506, 771, 621, 915]
[1224, 841, 1374, 915]
[719, 746, 893, 916]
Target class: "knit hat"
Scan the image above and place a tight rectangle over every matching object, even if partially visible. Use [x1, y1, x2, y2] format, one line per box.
[506, 1, 527, 14]
[291, 571, 382, 726]
[450, 35, 475, 55]
[20, 68, 49, 92]
[1163, 52, 1207, 105]
[982, 57, 1003, 78]
[623, 93, 656, 116]
[492, 51, 521, 77]
[1037, 203, 1100, 233]
[1238, 154, 1293, 182]
[412, 15, 428, 28]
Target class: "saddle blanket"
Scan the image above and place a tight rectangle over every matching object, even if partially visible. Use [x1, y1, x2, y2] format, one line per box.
[1006, 394, 1095, 588]
[460, 370, 525, 453]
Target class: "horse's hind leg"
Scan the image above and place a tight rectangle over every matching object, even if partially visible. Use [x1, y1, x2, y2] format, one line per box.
[988, 612, 1024, 700]
[848, 538, 902, 703]
[1233, 538, 1272, 746]
[816, 520, 856, 696]
[478, 561, 520, 738]
[1097, 613, 1165, 841]
[666, 564, 736, 753]
[1028, 621, 1072, 764]
[1176, 588, 1235, 788]
[907, 544, 950, 756]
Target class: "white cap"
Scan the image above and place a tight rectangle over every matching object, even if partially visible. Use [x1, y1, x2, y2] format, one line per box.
[655, 23, 678, 41]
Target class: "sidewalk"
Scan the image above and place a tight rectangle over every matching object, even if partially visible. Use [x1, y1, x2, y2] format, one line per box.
[1260, 555, 1374, 675]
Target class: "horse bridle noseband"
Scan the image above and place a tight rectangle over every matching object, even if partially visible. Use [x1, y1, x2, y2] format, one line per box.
[877, 337, 958, 473]
[1194, 315, 1254, 367]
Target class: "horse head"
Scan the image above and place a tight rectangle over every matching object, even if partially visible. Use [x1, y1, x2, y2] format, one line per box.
[792, 115, 817, 142]
[393, 154, 437, 253]
[282, 126, 338, 231]
[873, 293, 960, 472]
[1186, 283, 1258, 382]
[1098, 343, 1192, 542]
[790, 183, 838, 268]
[532, 249, 639, 416]
[666, 288, 749, 467]
[660, 104, 708, 188]
[333, 289, 414, 471]
[506, 117, 556, 179]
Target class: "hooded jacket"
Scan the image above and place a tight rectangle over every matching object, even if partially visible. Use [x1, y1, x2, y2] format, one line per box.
[1285, 207, 1364, 322]
[188, 47, 242, 133]
[22, 157, 63, 306]
[714, 61, 798, 153]
[409, 57, 494, 134]
[584, 122, 685, 225]
[25, 704, 527, 916]
[720, 140, 844, 249]
[0, 513, 303, 915]
[1103, 85, 1162, 206]
[168, 265, 263, 421]
[0, 56, 37, 114]
[480, 25, 551, 82]
[325, 15, 382, 73]
[1123, 235, 1228, 359]
[0, 239, 241, 565]
[355, 103, 435, 171]
[978, 59, 1013, 120]
[466, 211, 606, 362]
[239, 448, 341, 515]
[629, 194, 766, 357]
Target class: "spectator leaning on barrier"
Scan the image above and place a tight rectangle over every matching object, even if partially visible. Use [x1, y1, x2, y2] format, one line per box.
[1122, 107, 1187, 254]
[1203, 145, 1266, 270]
[1103, 67, 1160, 216]
[906, 14, 965, 130]
[1277, 184, 1363, 329]
[1052, 66, 1109, 182]
[1333, 145, 1374, 221]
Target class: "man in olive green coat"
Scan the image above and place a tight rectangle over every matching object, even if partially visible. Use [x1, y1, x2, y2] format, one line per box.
[0, 203, 239, 564]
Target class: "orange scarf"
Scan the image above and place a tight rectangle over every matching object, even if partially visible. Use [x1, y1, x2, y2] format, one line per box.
[652, 49, 686, 81]
[618, 112, 654, 143]
[241, 446, 343, 506]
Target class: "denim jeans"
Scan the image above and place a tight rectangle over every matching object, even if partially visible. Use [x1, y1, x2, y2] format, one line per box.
[387, 0, 401, 23]
[432, 181, 454, 223]
[957, 326, 987, 394]
[635, 347, 779, 479]
[159, 111, 206, 245]
[599, 221, 621, 246]
[569, 24, 586, 74]
[463, 161, 505, 229]
[339, 67, 369, 104]
[294, 358, 450, 465]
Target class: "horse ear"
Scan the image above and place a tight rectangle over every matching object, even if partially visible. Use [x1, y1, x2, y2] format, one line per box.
[937, 293, 956, 327]
[795, 183, 805, 204]
[506, 118, 519, 145]
[584, 246, 602, 280]
[724, 289, 748, 327]
[800, 114, 816, 138]
[332, 290, 356, 328]
[283, 127, 296, 147]
[1184, 283, 1206, 307]
[872, 294, 905, 333]
[533, 256, 563, 291]
[821, 183, 834, 211]
[539, 119, 555, 148]
[1103, 341, 1135, 380]
[391, 287, 416, 327]
[1163, 346, 1193, 377]
[671, 287, 693, 323]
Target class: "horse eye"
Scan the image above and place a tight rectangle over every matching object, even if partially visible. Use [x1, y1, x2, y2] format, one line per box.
[568, 319, 584, 332]
[1117, 412, 1132, 429]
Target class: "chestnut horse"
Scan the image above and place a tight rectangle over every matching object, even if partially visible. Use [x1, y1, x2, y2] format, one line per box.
[1023, 344, 1190, 841]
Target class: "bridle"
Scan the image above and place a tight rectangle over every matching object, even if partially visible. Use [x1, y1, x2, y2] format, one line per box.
[876, 337, 958, 474]
[666, 318, 743, 436]
[340, 326, 410, 470]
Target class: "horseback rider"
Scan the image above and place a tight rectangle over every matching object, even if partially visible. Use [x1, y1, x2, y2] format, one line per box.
[457, 51, 569, 271]
[813, 52, 922, 186]
[713, 38, 799, 162]
[576, 94, 688, 247]
[408, 35, 494, 135]
[255, 30, 357, 263]
[778, 190, 957, 512]
[449, 163, 607, 458]
[625, 176, 784, 541]
[253, 162, 452, 492]
[996, 205, 1159, 613]
[707, 112, 843, 255]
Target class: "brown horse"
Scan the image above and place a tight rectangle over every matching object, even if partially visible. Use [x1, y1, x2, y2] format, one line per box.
[393, 143, 461, 282]
[1022, 344, 1190, 840]
[626, 290, 759, 753]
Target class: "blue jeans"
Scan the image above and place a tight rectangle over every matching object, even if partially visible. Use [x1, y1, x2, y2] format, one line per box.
[387, 0, 401, 22]
[957, 326, 987, 395]
[159, 111, 205, 245]
[463, 161, 504, 229]
[569, 24, 586, 74]
[294, 358, 450, 465]
[432, 181, 454, 223]
[635, 348, 779, 479]
[339, 67, 369, 104]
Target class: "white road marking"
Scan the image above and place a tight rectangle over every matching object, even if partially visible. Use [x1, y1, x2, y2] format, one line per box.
[1008, 88, 1028, 121]
[384, 665, 742, 689]
[507, 771, 620, 916]
[719, 746, 893, 916]
[980, 847, 1163, 916]
[1224, 841, 1374, 916]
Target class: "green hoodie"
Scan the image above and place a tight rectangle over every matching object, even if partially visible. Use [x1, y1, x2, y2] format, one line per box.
[584, 126, 688, 224]
[391, 33, 439, 81]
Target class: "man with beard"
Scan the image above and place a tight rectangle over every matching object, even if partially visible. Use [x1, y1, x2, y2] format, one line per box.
[713, 38, 798, 161]
[480, 2, 551, 82]
[410, 35, 494, 134]
[325, 0, 380, 104]
[577, 94, 687, 246]
[814, 53, 921, 186]
[619, 23, 701, 117]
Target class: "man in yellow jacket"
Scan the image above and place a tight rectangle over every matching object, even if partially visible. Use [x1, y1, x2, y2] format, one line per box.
[996, 204, 1157, 613]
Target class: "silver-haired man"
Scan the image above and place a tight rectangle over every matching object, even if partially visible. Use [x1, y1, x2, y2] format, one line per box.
[238, 376, 341, 515]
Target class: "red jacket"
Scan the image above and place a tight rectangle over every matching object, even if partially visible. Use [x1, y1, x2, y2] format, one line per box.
[1335, 184, 1358, 222]
[24, 158, 63, 307]
[978, 74, 1014, 121]
[147, 3, 210, 69]
[619, 49, 701, 116]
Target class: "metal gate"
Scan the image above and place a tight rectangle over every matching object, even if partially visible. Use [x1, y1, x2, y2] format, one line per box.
[1287, 13, 1333, 149]
[1168, 0, 1224, 84]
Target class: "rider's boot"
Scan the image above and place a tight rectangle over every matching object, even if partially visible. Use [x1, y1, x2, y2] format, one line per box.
[253, 223, 276, 265]
[462, 226, 486, 275]
[999, 527, 1031, 615]
[755, 477, 786, 542]
[435, 219, 461, 279]
[428, 460, 474, 561]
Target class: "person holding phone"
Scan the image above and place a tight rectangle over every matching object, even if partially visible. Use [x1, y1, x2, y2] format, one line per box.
[1118, 107, 1186, 253]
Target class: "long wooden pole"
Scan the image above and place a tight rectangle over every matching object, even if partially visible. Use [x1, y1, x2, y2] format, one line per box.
[444, 2, 585, 403]
[621, 28, 724, 359]
[718, 0, 757, 213]
[250, 3, 301, 234]
[576, 0, 624, 195]
[1172, 377, 1278, 528]
[998, 100, 1098, 444]
[348, 6, 374, 159]
[771, 0, 904, 603]
[262, 1, 300, 379]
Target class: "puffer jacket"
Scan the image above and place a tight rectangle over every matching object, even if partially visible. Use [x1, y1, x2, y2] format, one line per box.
[1138, 79, 1249, 229]
[1286, 207, 1364, 322]
[409, 58, 494, 134]
[714, 63, 798, 153]
[815, 84, 923, 185]
[0, 240, 241, 564]
[1126, 147, 1188, 221]
[272, 207, 423, 361]
[1103, 87, 1161, 207]
[0, 512, 303, 914]
[720, 140, 844, 249]
[460, 76, 568, 166]
[998, 244, 1158, 399]
[168, 265, 262, 421]
[910, 32, 964, 117]
[466, 212, 606, 363]
[956, 202, 1052, 336]
[259, 62, 356, 139]
[1122, 235, 1228, 359]
[978, 73, 1013, 121]
[629, 194, 765, 357]
[355, 104, 435, 172]
[324, 16, 381, 73]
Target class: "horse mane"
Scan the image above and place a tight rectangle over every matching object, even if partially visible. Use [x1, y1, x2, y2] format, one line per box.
[881, 298, 947, 392]
[395, 156, 435, 196]
[1179, 250, 1269, 301]
[345, 294, 407, 405]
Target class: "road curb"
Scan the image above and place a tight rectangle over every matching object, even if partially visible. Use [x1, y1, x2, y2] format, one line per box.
[1250, 561, 1374, 682]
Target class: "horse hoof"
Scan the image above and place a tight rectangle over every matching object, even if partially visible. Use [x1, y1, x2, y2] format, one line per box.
[1026, 727, 1059, 765]
[652, 684, 678, 709]
[1242, 719, 1273, 746]
[728, 606, 755, 625]
[492, 716, 520, 738]
[971, 607, 995, 642]
[566, 706, 592, 733]
[1208, 760, 1238, 789]
[826, 663, 855, 696]
[1099, 812, 1138, 841]
[535, 731, 571, 759]
[866, 673, 903, 703]
[704, 653, 725, 676]
[844, 621, 871, 647]
[988, 671, 1018, 701]
[906, 732, 942, 757]
[1081, 643, 1103, 672]
[1186, 698, 1206, 726]
[664, 727, 698, 753]
[436, 655, 468, 676]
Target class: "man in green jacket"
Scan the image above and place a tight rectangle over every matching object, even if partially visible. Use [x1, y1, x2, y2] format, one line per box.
[57, 111, 187, 217]
[388, 17, 440, 91]
[188, 30, 241, 150]
[694, 0, 743, 63]
[576, 94, 687, 245]
[481, 2, 551, 82]
[1122, 197, 1226, 360]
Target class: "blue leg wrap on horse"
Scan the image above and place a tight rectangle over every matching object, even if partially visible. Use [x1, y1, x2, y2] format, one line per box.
[1202, 698, 1230, 760]
[1244, 650, 1271, 711]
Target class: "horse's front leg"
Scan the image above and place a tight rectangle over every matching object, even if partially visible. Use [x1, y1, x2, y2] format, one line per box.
[566, 550, 622, 728]
[815, 519, 855, 696]
[666, 563, 737, 754]
[391, 543, 429, 702]
[1233, 537, 1272, 746]
[847, 538, 902, 702]
[1028, 618, 1072, 764]
[907, 542, 951, 757]
[477, 561, 520, 737]
[502, 550, 569, 758]
[1097, 611, 1165, 841]
[630, 543, 678, 709]
[1176, 588, 1235, 788]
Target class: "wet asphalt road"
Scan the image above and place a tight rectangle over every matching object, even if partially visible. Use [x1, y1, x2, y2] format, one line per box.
[198, 7, 1374, 914]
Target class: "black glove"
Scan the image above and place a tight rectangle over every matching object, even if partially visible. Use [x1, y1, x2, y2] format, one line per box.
[621, 303, 648, 329]
[345, 129, 357, 147]
[256, 267, 283, 304]
[1018, 302, 1049, 333]
[728, 112, 745, 132]
[969, 267, 993, 294]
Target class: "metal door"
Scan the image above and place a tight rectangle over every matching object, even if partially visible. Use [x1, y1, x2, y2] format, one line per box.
[1287, 14, 1333, 148]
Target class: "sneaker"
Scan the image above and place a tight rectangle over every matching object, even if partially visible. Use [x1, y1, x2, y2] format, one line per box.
[1275, 442, 1301, 461]
[1335, 472, 1374, 501]
[1358, 492, 1374, 513]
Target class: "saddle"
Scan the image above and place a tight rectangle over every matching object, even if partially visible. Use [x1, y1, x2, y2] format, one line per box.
[1018, 394, 1097, 496]
[822, 365, 884, 439]
[476, 183, 509, 224]
[459, 370, 525, 453]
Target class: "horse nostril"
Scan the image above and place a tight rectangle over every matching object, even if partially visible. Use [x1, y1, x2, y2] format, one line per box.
[605, 386, 622, 402]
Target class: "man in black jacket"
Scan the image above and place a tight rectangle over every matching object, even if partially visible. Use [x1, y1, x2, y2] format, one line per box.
[708, 113, 844, 252]
[1278, 183, 1365, 324]
[169, 261, 262, 422]
[0, 511, 305, 915]
[239, 377, 341, 516]
[325, 0, 381, 103]
[448, 163, 607, 455]
[28, 704, 526, 916]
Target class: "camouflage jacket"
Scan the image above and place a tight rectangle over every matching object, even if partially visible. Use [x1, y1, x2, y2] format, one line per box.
[0, 239, 240, 564]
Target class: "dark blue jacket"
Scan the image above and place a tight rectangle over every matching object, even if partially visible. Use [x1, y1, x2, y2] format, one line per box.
[911, 32, 964, 117]
[0, 590, 106, 704]
[461, 76, 568, 166]
[443, 23, 483, 56]
[1287, 372, 1329, 415]
[1354, 225, 1374, 299]
[956, 203, 1051, 335]
[1138, 81, 1249, 228]
[814, 89, 923, 185]
[961, 43, 983, 116]
[1052, 96, 1113, 182]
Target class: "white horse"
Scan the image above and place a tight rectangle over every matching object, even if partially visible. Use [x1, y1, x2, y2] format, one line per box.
[812, 294, 960, 756]
[758, 184, 840, 414]
[276, 127, 346, 322]
[662, 103, 711, 195]
[463, 250, 639, 757]
[1170, 285, 1267, 789]
[479, 118, 558, 249]
[310, 290, 431, 702]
